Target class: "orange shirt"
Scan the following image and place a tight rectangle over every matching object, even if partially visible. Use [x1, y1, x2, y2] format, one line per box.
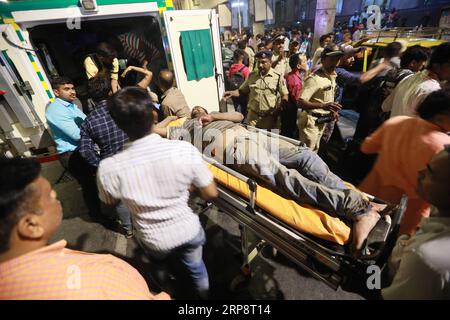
[359, 116, 450, 235]
[0, 240, 168, 300]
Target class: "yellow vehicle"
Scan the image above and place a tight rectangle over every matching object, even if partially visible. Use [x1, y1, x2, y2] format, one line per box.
[351, 28, 449, 72]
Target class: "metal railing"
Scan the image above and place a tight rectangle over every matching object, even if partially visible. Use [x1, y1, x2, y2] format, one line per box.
[361, 27, 450, 42]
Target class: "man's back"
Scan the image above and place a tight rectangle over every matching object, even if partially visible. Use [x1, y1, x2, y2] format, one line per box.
[0, 240, 162, 300]
[161, 87, 191, 118]
[361, 116, 450, 197]
[79, 101, 128, 167]
[383, 70, 441, 117]
[98, 134, 212, 252]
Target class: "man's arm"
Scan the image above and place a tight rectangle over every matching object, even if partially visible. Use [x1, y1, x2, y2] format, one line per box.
[360, 60, 390, 84]
[121, 66, 153, 89]
[79, 123, 101, 168]
[97, 161, 120, 206]
[211, 112, 244, 123]
[298, 98, 342, 112]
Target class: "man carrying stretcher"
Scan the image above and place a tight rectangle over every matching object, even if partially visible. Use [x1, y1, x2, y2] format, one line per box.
[155, 108, 390, 254]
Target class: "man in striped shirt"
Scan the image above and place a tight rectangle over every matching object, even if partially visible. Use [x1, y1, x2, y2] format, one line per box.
[97, 87, 218, 299]
[0, 157, 169, 300]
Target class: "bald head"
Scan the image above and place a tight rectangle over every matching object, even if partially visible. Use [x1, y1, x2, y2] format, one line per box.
[158, 69, 174, 92]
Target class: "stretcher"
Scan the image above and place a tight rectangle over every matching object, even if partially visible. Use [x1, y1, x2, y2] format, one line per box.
[198, 127, 407, 291]
[166, 119, 406, 290]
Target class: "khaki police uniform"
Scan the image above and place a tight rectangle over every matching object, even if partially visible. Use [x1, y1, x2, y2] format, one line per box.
[298, 67, 337, 152]
[271, 52, 290, 76]
[239, 68, 289, 130]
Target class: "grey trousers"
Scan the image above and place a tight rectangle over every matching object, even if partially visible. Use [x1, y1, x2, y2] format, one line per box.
[226, 133, 369, 221]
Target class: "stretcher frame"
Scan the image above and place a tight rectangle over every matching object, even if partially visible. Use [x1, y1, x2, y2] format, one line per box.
[201, 127, 407, 291]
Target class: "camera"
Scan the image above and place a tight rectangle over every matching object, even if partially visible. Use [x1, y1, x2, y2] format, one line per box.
[315, 115, 334, 124]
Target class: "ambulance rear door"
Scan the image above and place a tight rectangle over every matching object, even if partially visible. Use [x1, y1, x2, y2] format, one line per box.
[164, 10, 225, 113]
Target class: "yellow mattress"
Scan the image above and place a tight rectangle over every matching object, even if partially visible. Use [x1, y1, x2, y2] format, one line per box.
[207, 164, 351, 245]
[166, 118, 351, 245]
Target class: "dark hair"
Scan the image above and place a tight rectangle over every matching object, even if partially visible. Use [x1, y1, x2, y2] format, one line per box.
[400, 45, 429, 69]
[237, 40, 247, 50]
[257, 42, 266, 49]
[428, 42, 450, 69]
[384, 42, 402, 58]
[289, 53, 301, 70]
[96, 42, 117, 58]
[0, 157, 41, 253]
[417, 89, 450, 121]
[87, 76, 111, 102]
[51, 76, 73, 90]
[233, 49, 246, 61]
[108, 87, 154, 140]
[319, 34, 331, 45]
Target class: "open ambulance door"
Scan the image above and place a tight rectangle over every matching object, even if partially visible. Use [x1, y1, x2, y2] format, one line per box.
[0, 23, 50, 154]
[164, 10, 225, 113]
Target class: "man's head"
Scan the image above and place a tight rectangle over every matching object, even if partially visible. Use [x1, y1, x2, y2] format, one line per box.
[108, 87, 154, 141]
[233, 49, 246, 64]
[257, 42, 266, 52]
[289, 41, 300, 55]
[384, 41, 403, 59]
[237, 40, 247, 50]
[255, 50, 273, 75]
[428, 42, 450, 82]
[353, 11, 358, 17]
[51, 77, 76, 102]
[96, 42, 117, 67]
[289, 53, 308, 72]
[273, 35, 285, 54]
[87, 76, 112, 103]
[417, 145, 450, 214]
[157, 69, 174, 92]
[400, 45, 429, 72]
[321, 44, 344, 73]
[0, 157, 62, 256]
[264, 37, 273, 50]
[417, 88, 450, 132]
[339, 44, 362, 67]
[191, 106, 208, 119]
[319, 34, 332, 47]
[342, 31, 352, 43]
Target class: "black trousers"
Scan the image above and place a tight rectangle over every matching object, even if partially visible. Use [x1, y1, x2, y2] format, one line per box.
[59, 150, 101, 217]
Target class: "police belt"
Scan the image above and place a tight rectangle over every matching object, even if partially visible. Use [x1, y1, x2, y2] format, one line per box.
[306, 110, 331, 118]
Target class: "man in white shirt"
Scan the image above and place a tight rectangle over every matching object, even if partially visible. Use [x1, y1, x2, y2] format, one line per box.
[382, 42, 450, 118]
[382, 145, 450, 299]
[97, 87, 218, 299]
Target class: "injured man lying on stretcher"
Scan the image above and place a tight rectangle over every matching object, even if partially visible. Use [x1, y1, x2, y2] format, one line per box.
[154, 107, 389, 254]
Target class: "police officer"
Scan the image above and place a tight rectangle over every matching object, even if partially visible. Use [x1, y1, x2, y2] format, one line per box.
[224, 50, 289, 130]
[272, 34, 290, 75]
[298, 44, 343, 152]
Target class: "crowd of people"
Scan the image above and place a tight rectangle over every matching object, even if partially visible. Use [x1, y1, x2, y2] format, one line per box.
[0, 21, 450, 300]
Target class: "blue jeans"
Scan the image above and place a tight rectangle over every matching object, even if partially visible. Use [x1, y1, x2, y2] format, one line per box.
[144, 228, 209, 299]
[101, 201, 132, 231]
[228, 133, 369, 220]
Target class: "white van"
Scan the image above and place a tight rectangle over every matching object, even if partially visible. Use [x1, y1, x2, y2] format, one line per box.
[0, 1, 224, 156]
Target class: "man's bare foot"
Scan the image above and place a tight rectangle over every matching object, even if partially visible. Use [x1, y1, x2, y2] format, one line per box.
[352, 202, 387, 253]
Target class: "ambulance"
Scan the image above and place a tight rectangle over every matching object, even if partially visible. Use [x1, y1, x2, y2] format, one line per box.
[0, 0, 224, 156]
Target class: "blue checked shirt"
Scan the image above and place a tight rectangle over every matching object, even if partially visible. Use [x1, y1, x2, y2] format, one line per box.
[45, 98, 86, 154]
[79, 100, 128, 168]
